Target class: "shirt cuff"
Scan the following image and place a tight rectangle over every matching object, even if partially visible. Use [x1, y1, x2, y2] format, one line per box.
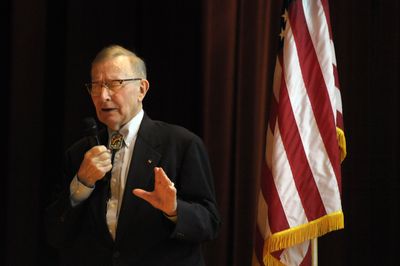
[70, 175, 95, 207]
[163, 212, 178, 223]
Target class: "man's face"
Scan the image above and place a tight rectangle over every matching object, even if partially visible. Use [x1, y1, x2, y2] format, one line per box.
[90, 55, 148, 131]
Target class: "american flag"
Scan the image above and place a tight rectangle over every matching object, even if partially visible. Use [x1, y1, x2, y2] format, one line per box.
[254, 0, 346, 265]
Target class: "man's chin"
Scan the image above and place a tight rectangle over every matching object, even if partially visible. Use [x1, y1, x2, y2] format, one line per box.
[99, 117, 121, 131]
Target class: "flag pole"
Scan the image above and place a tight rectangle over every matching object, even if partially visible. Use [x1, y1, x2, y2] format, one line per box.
[311, 238, 318, 266]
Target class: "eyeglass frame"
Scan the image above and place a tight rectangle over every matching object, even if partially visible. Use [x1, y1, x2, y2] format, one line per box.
[85, 78, 142, 96]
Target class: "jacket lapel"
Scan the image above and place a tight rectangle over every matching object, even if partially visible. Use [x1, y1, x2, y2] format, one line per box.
[116, 115, 162, 242]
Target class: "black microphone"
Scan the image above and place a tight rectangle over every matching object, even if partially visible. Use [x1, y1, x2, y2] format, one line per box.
[82, 117, 110, 187]
[82, 117, 100, 147]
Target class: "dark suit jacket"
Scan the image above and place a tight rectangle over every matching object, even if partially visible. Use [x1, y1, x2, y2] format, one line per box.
[45, 114, 221, 266]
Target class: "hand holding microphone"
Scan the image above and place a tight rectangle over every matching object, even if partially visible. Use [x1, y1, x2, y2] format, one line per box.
[77, 146, 112, 187]
[76, 117, 112, 187]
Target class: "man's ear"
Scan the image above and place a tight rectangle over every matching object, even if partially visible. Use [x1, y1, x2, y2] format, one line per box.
[139, 79, 150, 101]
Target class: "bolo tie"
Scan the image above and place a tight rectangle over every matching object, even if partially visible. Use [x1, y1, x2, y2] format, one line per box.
[106, 132, 125, 199]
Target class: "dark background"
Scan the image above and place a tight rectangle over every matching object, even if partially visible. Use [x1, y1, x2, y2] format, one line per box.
[2, 0, 399, 265]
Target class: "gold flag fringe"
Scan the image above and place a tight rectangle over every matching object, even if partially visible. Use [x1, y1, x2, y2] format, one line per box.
[263, 254, 286, 266]
[263, 211, 344, 265]
[336, 127, 347, 162]
[264, 255, 286, 266]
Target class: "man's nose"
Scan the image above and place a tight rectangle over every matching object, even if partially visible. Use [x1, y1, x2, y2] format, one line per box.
[99, 84, 112, 99]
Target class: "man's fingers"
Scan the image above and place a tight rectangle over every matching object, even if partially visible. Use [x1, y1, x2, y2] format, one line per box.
[96, 150, 112, 160]
[132, 189, 151, 201]
[86, 145, 109, 156]
[84, 146, 111, 165]
[154, 167, 173, 186]
[133, 169, 177, 214]
[133, 189, 162, 209]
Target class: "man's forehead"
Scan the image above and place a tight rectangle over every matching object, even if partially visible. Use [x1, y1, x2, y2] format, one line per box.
[92, 56, 133, 73]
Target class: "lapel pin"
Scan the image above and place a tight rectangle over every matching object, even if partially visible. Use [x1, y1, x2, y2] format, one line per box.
[147, 159, 152, 164]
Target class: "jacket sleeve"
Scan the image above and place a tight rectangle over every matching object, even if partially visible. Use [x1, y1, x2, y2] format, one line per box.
[44, 144, 88, 248]
[170, 136, 221, 243]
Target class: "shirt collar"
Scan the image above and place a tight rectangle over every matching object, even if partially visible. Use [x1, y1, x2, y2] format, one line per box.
[107, 109, 144, 148]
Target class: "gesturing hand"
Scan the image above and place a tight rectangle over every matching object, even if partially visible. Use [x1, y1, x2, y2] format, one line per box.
[132, 167, 177, 216]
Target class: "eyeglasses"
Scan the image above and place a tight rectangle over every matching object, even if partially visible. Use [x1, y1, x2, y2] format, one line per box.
[85, 78, 142, 96]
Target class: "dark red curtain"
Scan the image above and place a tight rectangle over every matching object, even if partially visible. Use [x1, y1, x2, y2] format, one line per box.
[201, 0, 282, 265]
[202, 0, 399, 265]
[3, 0, 399, 265]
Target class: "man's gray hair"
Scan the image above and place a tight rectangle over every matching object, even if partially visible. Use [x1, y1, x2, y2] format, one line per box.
[92, 44, 147, 78]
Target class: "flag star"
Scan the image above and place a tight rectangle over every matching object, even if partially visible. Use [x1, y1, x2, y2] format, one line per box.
[282, 9, 288, 22]
[279, 9, 289, 40]
[279, 27, 286, 40]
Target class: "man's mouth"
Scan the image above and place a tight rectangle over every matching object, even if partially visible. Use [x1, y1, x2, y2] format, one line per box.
[102, 107, 117, 112]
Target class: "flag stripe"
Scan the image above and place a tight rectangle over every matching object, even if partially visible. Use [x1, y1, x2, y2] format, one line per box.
[261, 159, 289, 232]
[278, 68, 326, 221]
[284, 18, 342, 214]
[303, 0, 337, 114]
[336, 111, 343, 132]
[333, 64, 340, 90]
[294, 1, 344, 209]
[269, 84, 279, 134]
[320, 0, 333, 39]
[299, 244, 312, 266]
[273, 249, 284, 262]
[288, 0, 341, 184]
[280, 241, 310, 265]
[256, 191, 269, 238]
[303, 0, 340, 133]
[271, 122, 309, 228]
[268, 53, 283, 135]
